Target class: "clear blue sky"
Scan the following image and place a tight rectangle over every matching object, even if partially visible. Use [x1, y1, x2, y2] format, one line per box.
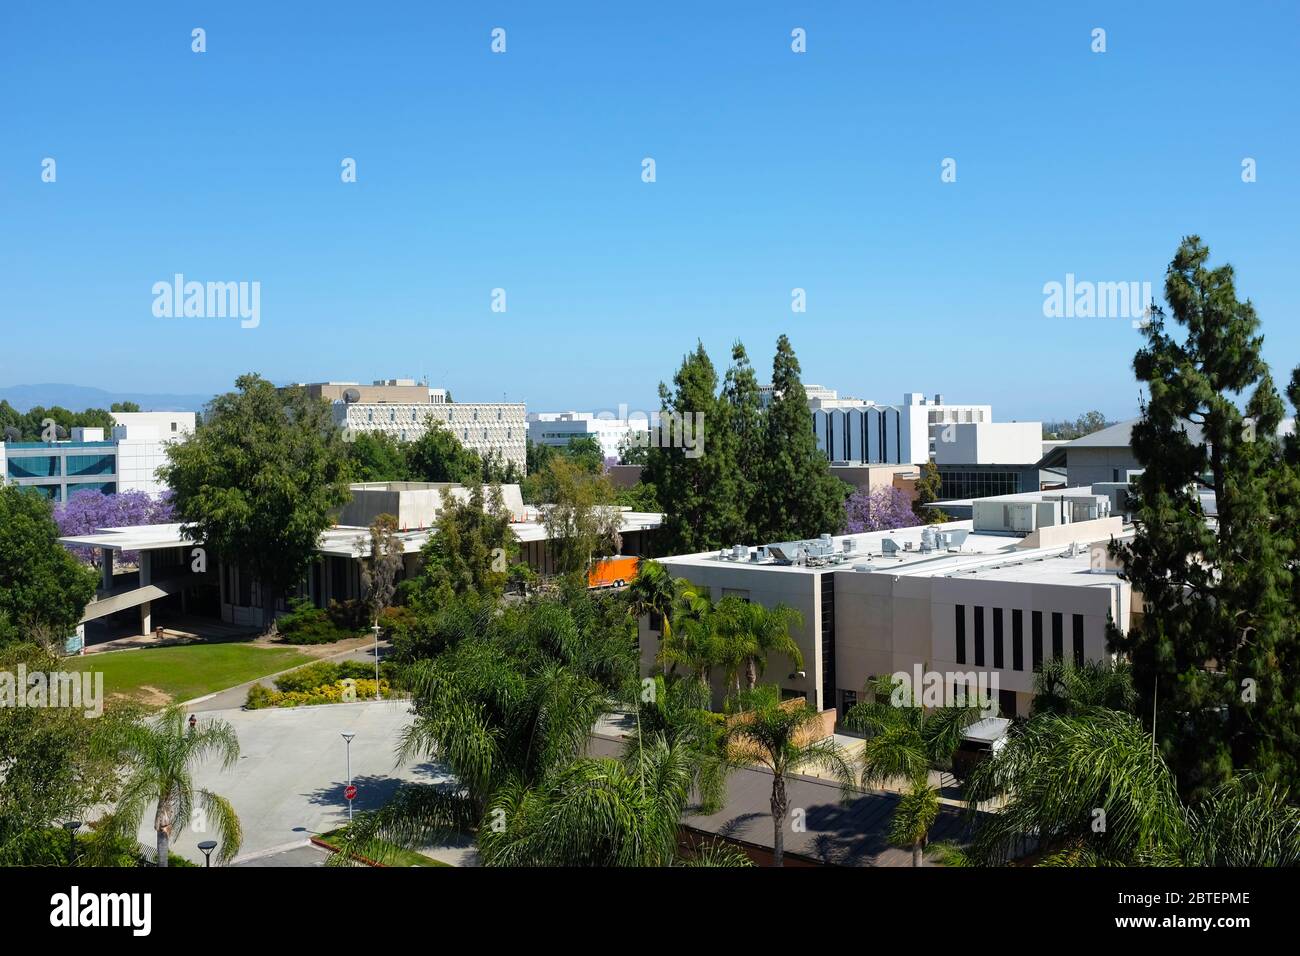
[3, 1, 1297, 422]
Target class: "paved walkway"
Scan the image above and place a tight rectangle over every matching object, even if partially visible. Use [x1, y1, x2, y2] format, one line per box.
[139, 699, 460, 865]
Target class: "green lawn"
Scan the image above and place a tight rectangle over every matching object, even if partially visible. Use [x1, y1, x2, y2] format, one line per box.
[317, 828, 451, 867]
[68, 642, 314, 706]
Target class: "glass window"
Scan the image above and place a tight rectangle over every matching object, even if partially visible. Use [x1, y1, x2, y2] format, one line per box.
[1012, 609, 1024, 671]
[992, 607, 1004, 668]
[1052, 612, 1064, 660]
[1032, 611, 1043, 671]
[974, 605, 985, 666]
[8, 454, 60, 478]
[66, 453, 115, 477]
[1072, 614, 1085, 666]
[955, 604, 966, 664]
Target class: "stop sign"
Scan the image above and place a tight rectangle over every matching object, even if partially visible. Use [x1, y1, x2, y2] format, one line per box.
[344, 784, 357, 801]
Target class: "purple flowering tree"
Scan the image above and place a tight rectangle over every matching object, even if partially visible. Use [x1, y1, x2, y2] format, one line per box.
[55, 490, 174, 566]
[844, 485, 919, 534]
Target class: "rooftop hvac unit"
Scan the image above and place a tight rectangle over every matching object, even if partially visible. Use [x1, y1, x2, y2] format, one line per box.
[920, 527, 938, 552]
[751, 546, 768, 563]
[852, 563, 876, 573]
[842, 538, 856, 553]
[731, 544, 747, 561]
[945, 529, 971, 550]
[881, 538, 901, 556]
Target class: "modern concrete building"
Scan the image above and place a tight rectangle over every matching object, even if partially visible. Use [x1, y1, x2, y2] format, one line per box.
[811, 392, 1044, 499]
[0, 412, 195, 502]
[812, 393, 1000, 466]
[527, 411, 649, 461]
[639, 487, 1129, 720]
[60, 482, 662, 638]
[295, 379, 528, 474]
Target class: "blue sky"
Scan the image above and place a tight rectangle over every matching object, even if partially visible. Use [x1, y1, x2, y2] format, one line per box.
[2, 1, 1297, 422]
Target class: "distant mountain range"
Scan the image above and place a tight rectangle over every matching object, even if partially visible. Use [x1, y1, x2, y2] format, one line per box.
[0, 384, 214, 413]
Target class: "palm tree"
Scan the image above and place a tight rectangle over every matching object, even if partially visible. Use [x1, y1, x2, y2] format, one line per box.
[477, 735, 698, 866]
[964, 708, 1300, 866]
[627, 674, 729, 812]
[97, 708, 242, 866]
[846, 675, 985, 866]
[714, 597, 804, 695]
[1032, 657, 1136, 716]
[656, 585, 720, 683]
[333, 593, 643, 865]
[626, 559, 680, 643]
[724, 694, 854, 867]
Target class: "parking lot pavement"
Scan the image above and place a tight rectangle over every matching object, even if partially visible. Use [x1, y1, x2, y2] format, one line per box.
[141, 699, 452, 864]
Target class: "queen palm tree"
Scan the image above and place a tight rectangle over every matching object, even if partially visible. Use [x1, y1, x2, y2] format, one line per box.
[713, 597, 804, 696]
[965, 708, 1300, 866]
[1032, 657, 1136, 716]
[627, 674, 729, 812]
[96, 708, 242, 866]
[846, 675, 985, 866]
[626, 559, 680, 642]
[724, 693, 854, 866]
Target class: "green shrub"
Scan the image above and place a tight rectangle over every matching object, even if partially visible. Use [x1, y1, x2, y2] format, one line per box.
[276, 598, 359, 645]
[245, 659, 402, 708]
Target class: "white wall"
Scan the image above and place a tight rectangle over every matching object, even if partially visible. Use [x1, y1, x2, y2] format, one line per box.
[933, 421, 1043, 465]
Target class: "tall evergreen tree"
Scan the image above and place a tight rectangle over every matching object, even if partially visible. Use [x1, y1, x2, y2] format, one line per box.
[757, 335, 848, 540]
[722, 341, 764, 543]
[1110, 236, 1300, 799]
[642, 342, 740, 553]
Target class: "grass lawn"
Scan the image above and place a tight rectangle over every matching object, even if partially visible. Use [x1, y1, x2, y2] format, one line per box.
[68, 642, 315, 706]
[317, 828, 451, 867]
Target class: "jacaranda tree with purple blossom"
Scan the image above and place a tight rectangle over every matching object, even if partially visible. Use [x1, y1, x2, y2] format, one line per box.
[55, 490, 174, 567]
[844, 486, 918, 534]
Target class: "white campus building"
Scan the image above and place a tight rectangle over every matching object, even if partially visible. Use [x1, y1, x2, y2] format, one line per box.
[527, 410, 651, 461]
[301, 379, 527, 474]
[640, 487, 1130, 720]
[0, 412, 195, 503]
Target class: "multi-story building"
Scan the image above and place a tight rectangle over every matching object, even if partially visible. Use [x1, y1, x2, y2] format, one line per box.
[0, 413, 195, 502]
[527, 411, 649, 461]
[812, 392, 1044, 498]
[301, 379, 527, 474]
[639, 487, 1128, 719]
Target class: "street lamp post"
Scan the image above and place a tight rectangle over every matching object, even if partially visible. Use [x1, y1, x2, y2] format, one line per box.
[62, 820, 81, 866]
[371, 620, 382, 700]
[197, 840, 217, 867]
[341, 731, 356, 822]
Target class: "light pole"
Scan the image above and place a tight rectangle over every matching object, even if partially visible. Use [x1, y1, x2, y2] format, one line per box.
[62, 820, 81, 866]
[371, 620, 382, 700]
[341, 731, 356, 822]
[197, 840, 217, 867]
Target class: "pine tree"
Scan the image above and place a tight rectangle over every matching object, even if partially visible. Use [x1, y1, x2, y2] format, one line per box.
[1111, 236, 1300, 799]
[642, 342, 739, 553]
[757, 335, 849, 541]
[722, 341, 764, 544]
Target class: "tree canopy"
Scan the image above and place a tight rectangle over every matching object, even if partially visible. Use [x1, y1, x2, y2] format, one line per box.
[160, 374, 351, 630]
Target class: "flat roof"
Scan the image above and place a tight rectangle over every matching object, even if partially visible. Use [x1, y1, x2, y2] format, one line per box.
[60, 511, 664, 557]
[659, 515, 1130, 587]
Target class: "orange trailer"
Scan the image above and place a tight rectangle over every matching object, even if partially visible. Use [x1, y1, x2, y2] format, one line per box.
[588, 555, 640, 589]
